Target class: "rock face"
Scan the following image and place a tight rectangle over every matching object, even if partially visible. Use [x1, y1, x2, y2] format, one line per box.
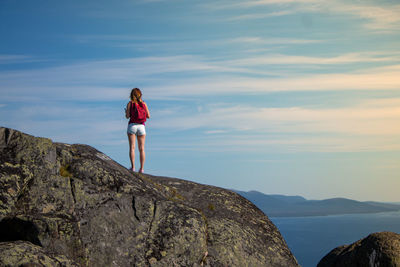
[318, 232, 400, 267]
[0, 241, 78, 267]
[0, 127, 299, 267]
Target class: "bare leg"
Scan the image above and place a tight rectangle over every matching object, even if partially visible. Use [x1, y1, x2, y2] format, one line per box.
[137, 134, 146, 173]
[128, 133, 136, 171]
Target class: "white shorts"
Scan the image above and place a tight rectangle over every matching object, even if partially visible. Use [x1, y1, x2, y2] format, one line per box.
[127, 123, 146, 136]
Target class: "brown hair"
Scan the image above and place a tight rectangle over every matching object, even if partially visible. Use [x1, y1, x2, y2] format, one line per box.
[130, 88, 143, 103]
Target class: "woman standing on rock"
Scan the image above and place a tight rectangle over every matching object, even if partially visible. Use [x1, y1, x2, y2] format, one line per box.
[125, 88, 150, 173]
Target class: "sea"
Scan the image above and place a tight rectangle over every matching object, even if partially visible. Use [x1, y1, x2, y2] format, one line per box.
[270, 211, 400, 267]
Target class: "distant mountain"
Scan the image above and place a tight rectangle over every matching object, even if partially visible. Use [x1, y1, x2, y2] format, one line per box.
[234, 190, 400, 217]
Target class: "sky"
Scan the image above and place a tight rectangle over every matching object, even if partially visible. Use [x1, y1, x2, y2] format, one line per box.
[1, 0, 399, 202]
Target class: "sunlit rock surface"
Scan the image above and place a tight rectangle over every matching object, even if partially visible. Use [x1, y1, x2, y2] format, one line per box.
[318, 231, 400, 267]
[0, 127, 299, 266]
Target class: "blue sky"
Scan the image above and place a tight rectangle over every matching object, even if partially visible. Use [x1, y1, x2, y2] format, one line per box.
[1, 0, 399, 201]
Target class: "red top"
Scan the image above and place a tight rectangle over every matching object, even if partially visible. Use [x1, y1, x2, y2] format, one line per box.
[129, 101, 147, 125]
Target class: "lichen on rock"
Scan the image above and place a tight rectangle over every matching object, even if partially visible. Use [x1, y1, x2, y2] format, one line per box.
[0, 241, 79, 266]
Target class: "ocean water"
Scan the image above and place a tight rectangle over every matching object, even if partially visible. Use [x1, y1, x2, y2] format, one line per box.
[270, 211, 400, 267]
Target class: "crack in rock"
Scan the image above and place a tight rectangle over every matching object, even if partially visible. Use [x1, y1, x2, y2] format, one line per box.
[131, 196, 140, 222]
[69, 178, 77, 204]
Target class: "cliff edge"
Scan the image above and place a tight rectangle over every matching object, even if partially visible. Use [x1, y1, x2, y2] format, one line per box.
[0, 127, 299, 267]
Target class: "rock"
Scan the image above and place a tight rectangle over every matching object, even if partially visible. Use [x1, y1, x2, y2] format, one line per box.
[0, 241, 79, 266]
[318, 231, 400, 267]
[0, 127, 299, 267]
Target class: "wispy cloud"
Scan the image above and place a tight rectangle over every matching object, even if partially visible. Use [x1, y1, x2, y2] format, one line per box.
[70, 34, 321, 55]
[1, 54, 399, 102]
[70, 34, 163, 44]
[334, 3, 400, 31]
[149, 98, 400, 152]
[0, 55, 243, 101]
[0, 54, 41, 64]
[223, 52, 400, 66]
[240, 0, 317, 7]
[157, 135, 400, 153]
[152, 100, 400, 135]
[224, 37, 321, 45]
[149, 64, 400, 98]
[226, 10, 293, 21]
[3, 97, 399, 153]
[205, 0, 318, 10]
[206, 0, 400, 31]
[204, 130, 227, 135]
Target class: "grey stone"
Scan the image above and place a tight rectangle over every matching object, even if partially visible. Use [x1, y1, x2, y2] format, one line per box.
[0, 127, 299, 266]
[318, 231, 400, 267]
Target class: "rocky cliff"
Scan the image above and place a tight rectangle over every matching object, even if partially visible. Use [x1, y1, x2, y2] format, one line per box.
[0, 127, 299, 267]
[318, 231, 400, 267]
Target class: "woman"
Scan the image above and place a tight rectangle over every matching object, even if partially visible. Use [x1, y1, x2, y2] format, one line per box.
[125, 88, 150, 173]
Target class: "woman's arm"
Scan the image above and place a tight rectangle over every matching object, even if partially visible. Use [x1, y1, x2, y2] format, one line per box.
[125, 102, 131, 119]
[144, 102, 150, 119]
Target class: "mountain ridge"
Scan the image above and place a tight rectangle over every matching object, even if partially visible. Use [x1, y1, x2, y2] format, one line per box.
[234, 190, 400, 217]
